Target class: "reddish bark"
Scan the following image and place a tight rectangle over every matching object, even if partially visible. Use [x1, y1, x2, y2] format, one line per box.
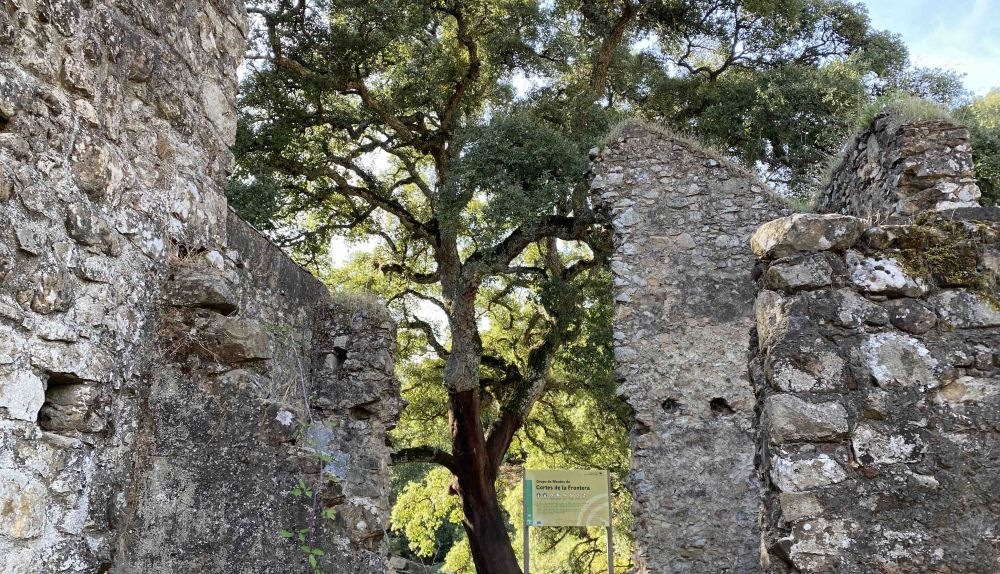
[449, 389, 523, 574]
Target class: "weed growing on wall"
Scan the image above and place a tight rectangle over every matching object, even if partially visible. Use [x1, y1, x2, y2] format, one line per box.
[264, 322, 342, 574]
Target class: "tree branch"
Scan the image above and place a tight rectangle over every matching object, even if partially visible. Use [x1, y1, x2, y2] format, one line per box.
[463, 214, 598, 281]
[401, 317, 449, 357]
[381, 264, 441, 284]
[440, 1, 482, 137]
[392, 446, 459, 473]
[589, 0, 647, 99]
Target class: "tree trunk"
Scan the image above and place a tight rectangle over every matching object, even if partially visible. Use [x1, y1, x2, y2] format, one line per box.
[440, 267, 521, 572]
[449, 389, 523, 574]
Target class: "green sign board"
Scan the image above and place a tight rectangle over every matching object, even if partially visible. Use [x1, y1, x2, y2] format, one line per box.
[523, 469, 611, 527]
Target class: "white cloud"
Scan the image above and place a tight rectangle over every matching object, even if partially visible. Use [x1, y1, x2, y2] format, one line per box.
[861, 0, 1000, 95]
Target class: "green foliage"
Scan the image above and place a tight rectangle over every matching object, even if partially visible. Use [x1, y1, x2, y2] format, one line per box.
[290, 478, 314, 498]
[644, 60, 870, 194]
[444, 115, 589, 243]
[957, 90, 1000, 205]
[391, 468, 466, 559]
[879, 66, 968, 107]
[441, 537, 476, 573]
[588, 0, 913, 196]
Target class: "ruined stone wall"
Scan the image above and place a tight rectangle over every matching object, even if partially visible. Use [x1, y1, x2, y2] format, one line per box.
[114, 221, 401, 574]
[603, 116, 999, 574]
[592, 123, 790, 573]
[749, 209, 1000, 573]
[0, 1, 400, 572]
[817, 114, 981, 219]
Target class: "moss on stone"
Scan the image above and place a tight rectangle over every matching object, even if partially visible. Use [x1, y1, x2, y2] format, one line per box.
[879, 219, 1000, 309]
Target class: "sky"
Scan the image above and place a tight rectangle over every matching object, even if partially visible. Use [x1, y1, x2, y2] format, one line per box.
[861, 0, 1000, 96]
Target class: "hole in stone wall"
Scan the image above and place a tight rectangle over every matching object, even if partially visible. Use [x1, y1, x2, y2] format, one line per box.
[38, 372, 93, 433]
[45, 372, 85, 386]
[0, 116, 10, 131]
[709, 397, 735, 416]
[661, 398, 680, 413]
[333, 346, 348, 367]
[350, 402, 375, 421]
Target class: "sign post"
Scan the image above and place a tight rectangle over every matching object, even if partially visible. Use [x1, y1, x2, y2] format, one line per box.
[605, 471, 613, 574]
[522, 469, 613, 574]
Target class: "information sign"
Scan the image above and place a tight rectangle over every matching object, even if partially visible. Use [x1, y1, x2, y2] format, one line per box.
[523, 469, 611, 527]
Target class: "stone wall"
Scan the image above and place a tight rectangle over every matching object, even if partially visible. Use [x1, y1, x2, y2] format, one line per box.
[592, 123, 790, 573]
[817, 113, 980, 219]
[749, 209, 1000, 573]
[0, 1, 400, 573]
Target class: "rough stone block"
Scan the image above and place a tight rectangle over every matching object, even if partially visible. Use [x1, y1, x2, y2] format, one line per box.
[763, 394, 848, 444]
[0, 369, 46, 421]
[0, 547, 39, 574]
[770, 453, 848, 492]
[65, 202, 119, 255]
[863, 332, 938, 389]
[38, 383, 104, 432]
[763, 254, 835, 292]
[29, 341, 113, 383]
[804, 287, 889, 329]
[14, 221, 47, 255]
[751, 214, 866, 259]
[0, 472, 46, 539]
[882, 298, 936, 334]
[767, 336, 848, 393]
[70, 140, 122, 201]
[165, 266, 239, 314]
[847, 251, 926, 296]
[755, 289, 788, 351]
[929, 289, 1000, 328]
[778, 492, 824, 524]
[852, 422, 924, 465]
[31, 267, 75, 315]
[935, 376, 1000, 403]
[782, 518, 855, 573]
[0, 326, 23, 364]
[197, 314, 272, 362]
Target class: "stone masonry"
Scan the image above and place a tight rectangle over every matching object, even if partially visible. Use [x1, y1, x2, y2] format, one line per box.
[4, 0, 998, 572]
[602, 114, 999, 573]
[750, 209, 1000, 573]
[592, 123, 790, 573]
[817, 112, 981, 219]
[0, 1, 400, 573]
